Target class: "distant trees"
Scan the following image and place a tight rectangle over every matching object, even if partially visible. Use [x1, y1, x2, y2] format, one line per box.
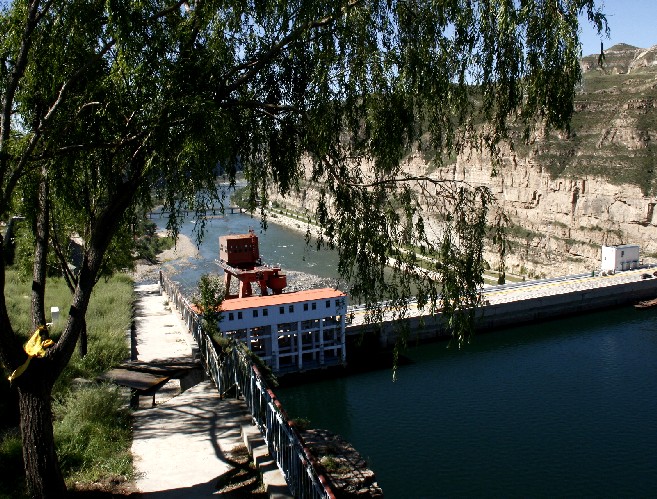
[0, 1, 605, 496]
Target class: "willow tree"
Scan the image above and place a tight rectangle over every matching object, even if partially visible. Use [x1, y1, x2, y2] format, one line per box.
[0, 0, 605, 496]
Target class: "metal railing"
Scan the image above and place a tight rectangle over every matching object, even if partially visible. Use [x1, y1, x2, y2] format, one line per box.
[159, 271, 336, 499]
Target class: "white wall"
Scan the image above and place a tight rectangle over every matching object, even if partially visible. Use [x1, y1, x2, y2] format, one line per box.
[601, 245, 640, 272]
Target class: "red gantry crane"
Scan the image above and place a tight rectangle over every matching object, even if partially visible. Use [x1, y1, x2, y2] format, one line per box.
[217, 229, 287, 299]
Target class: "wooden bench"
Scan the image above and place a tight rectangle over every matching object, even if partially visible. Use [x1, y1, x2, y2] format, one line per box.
[98, 359, 203, 408]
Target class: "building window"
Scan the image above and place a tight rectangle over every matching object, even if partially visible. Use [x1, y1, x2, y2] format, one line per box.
[621, 251, 625, 257]
[228, 313, 234, 321]
[335, 299, 340, 307]
[280, 306, 285, 314]
[312, 302, 317, 310]
[238, 311, 242, 320]
[304, 303, 309, 311]
[253, 310, 258, 318]
[263, 308, 268, 317]
[289, 305, 294, 313]
[326, 300, 330, 308]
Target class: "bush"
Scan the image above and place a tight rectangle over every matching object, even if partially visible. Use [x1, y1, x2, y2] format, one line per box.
[134, 219, 175, 263]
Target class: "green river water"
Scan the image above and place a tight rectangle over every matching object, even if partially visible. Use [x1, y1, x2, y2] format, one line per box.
[276, 307, 657, 498]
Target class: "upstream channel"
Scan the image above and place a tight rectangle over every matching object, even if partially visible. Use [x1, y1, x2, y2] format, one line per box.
[155, 211, 657, 497]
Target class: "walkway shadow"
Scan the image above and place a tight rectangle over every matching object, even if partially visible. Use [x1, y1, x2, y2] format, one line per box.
[132, 382, 259, 495]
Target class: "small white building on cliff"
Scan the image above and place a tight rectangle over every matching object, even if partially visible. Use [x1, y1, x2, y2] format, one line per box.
[601, 244, 640, 272]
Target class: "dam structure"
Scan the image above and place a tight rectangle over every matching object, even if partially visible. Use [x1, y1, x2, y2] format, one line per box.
[217, 267, 657, 372]
[349, 266, 657, 348]
[213, 230, 348, 375]
[209, 232, 657, 374]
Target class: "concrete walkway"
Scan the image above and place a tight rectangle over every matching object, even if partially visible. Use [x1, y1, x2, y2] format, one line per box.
[130, 283, 254, 497]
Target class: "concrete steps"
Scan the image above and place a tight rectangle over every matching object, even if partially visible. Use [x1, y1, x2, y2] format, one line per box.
[241, 424, 293, 498]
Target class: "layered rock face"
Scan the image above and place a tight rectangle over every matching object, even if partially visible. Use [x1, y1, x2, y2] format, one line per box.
[274, 44, 657, 278]
[423, 148, 657, 277]
[403, 44, 657, 277]
[477, 44, 657, 276]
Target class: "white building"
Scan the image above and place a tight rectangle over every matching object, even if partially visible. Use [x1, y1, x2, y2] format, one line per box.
[219, 288, 347, 373]
[601, 244, 640, 272]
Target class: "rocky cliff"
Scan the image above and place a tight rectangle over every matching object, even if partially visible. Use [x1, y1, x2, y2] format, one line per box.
[276, 44, 657, 278]
[412, 43, 657, 277]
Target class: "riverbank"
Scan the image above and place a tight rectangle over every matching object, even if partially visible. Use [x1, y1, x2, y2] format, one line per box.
[131, 230, 201, 283]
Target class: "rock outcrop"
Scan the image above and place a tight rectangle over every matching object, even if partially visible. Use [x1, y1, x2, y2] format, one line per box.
[301, 428, 383, 498]
[273, 44, 657, 278]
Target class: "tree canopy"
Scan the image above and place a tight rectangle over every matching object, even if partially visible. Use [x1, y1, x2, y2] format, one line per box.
[0, 0, 605, 496]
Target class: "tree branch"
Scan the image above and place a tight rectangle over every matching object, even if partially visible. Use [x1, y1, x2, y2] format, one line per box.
[221, 0, 363, 96]
[0, 0, 46, 187]
[148, 0, 188, 20]
[219, 99, 300, 113]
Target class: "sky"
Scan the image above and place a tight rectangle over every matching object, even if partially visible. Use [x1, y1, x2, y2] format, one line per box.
[0, 0, 653, 58]
[579, 0, 657, 56]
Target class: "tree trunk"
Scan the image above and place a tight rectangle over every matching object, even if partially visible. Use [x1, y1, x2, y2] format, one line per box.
[18, 373, 66, 498]
[78, 318, 87, 357]
[31, 169, 49, 329]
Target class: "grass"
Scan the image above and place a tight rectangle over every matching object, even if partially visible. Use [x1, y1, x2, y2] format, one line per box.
[502, 62, 657, 195]
[53, 384, 133, 484]
[0, 428, 24, 499]
[0, 270, 134, 496]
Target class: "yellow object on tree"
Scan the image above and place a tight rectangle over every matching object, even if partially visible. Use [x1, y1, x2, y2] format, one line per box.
[7, 326, 54, 383]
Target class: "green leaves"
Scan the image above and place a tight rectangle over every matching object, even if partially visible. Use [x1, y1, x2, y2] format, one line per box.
[1, 0, 608, 348]
[194, 273, 224, 335]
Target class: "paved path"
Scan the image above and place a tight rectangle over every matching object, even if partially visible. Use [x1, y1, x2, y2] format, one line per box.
[130, 283, 252, 497]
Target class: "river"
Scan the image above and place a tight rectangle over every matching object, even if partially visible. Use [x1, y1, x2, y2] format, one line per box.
[156, 210, 657, 497]
[151, 210, 340, 293]
[277, 308, 657, 497]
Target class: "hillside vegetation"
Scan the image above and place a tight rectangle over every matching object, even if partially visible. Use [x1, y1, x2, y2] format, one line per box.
[533, 44, 657, 195]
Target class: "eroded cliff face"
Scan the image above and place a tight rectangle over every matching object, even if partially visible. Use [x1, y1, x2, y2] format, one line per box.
[415, 148, 657, 278]
[474, 44, 657, 276]
[273, 44, 657, 278]
[404, 44, 657, 277]
[275, 148, 656, 278]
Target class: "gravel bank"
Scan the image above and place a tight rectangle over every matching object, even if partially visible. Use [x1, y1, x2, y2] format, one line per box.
[130, 231, 201, 284]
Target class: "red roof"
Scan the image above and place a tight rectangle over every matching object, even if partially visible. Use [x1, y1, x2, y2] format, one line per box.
[221, 234, 255, 241]
[220, 288, 346, 311]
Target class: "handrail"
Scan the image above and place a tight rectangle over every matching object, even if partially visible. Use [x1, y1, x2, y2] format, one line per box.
[159, 271, 336, 499]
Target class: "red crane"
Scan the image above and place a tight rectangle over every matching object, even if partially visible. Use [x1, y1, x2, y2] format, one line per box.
[217, 229, 287, 299]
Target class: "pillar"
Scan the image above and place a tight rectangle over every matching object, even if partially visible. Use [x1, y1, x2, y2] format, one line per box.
[340, 316, 346, 363]
[296, 321, 302, 369]
[319, 320, 325, 365]
[271, 327, 280, 372]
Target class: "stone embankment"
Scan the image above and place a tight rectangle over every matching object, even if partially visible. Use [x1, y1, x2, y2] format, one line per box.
[301, 429, 383, 498]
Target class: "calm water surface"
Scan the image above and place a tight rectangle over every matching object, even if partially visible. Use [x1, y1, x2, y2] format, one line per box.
[277, 308, 657, 498]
